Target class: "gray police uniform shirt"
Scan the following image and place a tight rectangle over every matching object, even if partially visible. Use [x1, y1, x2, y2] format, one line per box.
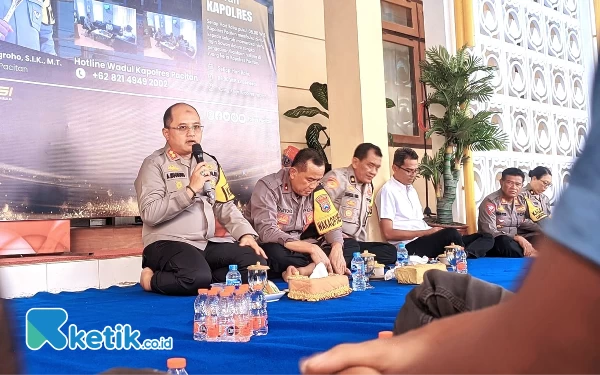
[134, 144, 257, 250]
[244, 168, 343, 247]
[478, 189, 541, 238]
[1, 0, 56, 55]
[543, 68, 600, 268]
[322, 166, 374, 242]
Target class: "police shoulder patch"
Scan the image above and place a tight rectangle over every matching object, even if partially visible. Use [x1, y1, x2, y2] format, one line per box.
[326, 176, 339, 189]
[486, 202, 496, 215]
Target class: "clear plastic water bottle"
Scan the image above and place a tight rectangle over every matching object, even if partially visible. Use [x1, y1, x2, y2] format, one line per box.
[455, 248, 468, 274]
[351, 252, 366, 291]
[233, 287, 251, 342]
[226, 264, 242, 287]
[397, 243, 409, 266]
[250, 288, 268, 336]
[205, 289, 220, 342]
[193, 289, 209, 341]
[218, 290, 236, 342]
[167, 358, 189, 375]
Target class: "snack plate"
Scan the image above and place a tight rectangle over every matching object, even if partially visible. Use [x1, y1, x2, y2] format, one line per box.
[265, 291, 286, 302]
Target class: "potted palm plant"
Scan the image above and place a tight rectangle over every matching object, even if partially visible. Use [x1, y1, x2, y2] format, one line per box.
[284, 82, 395, 171]
[418, 45, 508, 229]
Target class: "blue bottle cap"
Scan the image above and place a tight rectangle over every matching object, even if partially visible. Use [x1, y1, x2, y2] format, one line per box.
[229, 264, 238, 271]
[353, 252, 360, 257]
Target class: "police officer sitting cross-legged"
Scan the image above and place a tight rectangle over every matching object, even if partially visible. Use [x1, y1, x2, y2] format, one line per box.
[244, 148, 348, 281]
[135, 103, 267, 296]
[322, 143, 397, 266]
[478, 168, 542, 258]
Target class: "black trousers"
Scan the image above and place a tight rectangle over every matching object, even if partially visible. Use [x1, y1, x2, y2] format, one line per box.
[486, 235, 523, 257]
[404, 228, 493, 259]
[142, 240, 267, 296]
[341, 238, 397, 266]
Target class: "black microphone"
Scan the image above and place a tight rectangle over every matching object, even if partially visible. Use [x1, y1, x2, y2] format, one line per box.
[191, 143, 215, 204]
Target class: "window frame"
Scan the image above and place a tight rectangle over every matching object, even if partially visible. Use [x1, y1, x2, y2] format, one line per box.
[382, 0, 430, 148]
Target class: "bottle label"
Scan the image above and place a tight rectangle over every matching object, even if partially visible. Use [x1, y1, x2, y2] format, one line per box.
[234, 317, 252, 336]
[456, 261, 467, 272]
[206, 318, 219, 338]
[193, 321, 207, 334]
[252, 316, 266, 330]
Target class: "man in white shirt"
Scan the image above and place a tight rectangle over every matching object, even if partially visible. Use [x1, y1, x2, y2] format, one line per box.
[376, 148, 492, 258]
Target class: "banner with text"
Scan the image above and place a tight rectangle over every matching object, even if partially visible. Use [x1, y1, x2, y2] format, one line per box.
[0, 0, 279, 220]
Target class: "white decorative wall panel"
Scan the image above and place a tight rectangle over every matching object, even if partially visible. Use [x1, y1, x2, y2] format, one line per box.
[469, 0, 594, 220]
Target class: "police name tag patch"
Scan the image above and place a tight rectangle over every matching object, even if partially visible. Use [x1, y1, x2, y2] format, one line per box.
[166, 172, 185, 180]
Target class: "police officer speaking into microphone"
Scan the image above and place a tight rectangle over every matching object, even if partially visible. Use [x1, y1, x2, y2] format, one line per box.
[0, 0, 57, 55]
[134, 103, 267, 296]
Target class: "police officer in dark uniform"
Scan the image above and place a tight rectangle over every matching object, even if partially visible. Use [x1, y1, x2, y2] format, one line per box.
[478, 168, 541, 257]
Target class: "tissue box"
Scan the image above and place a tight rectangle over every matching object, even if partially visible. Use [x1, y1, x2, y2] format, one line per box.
[394, 263, 447, 285]
[287, 274, 352, 302]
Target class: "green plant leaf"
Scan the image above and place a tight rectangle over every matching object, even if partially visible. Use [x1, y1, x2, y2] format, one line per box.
[309, 82, 329, 111]
[386, 98, 396, 108]
[283, 106, 329, 119]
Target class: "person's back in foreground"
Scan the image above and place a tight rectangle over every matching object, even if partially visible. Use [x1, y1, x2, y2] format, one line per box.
[300, 68, 600, 374]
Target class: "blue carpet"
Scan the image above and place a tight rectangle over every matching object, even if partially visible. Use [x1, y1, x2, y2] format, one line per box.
[8, 258, 531, 374]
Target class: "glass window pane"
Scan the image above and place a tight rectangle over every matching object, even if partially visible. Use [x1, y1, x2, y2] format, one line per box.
[381, 1, 413, 28]
[383, 41, 417, 137]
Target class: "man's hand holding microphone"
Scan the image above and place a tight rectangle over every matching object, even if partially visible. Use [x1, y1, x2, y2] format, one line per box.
[186, 162, 213, 200]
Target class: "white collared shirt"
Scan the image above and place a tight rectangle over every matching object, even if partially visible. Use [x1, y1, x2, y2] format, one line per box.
[375, 177, 431, 245]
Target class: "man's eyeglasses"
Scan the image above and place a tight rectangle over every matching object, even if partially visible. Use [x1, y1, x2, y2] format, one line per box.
[395, 165, 418, 175]
[541, 180, 553, 188]
[169, 125, 204, 134]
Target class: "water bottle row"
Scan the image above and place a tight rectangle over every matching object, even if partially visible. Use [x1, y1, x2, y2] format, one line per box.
[193, 283, 268, 343]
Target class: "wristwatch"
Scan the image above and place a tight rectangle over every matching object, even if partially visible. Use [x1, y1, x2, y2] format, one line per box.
[186, 185, 197, 198]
